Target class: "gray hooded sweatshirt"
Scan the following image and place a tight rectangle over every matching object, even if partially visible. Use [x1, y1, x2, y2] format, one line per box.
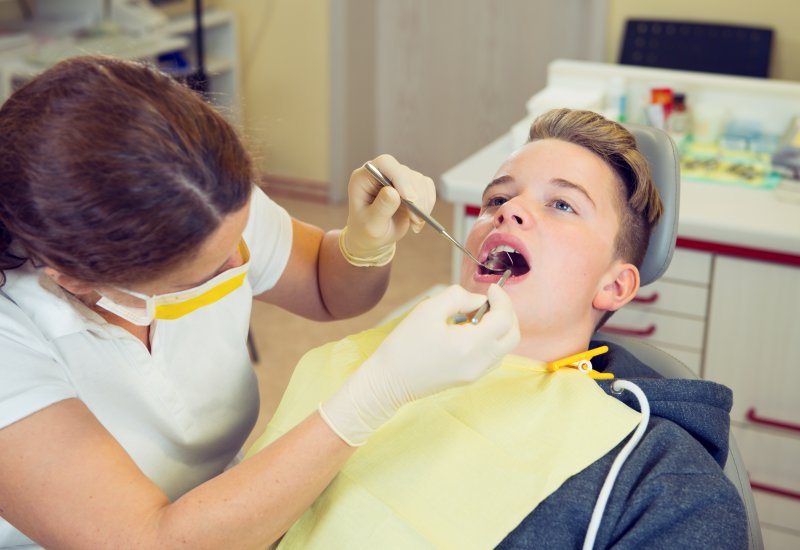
[497, 340, 748, 549]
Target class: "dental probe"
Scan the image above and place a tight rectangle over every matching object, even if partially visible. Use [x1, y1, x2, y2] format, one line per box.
[447, 268, 512, 325]
[364, 162, 504, 271]
[470, 268, 512, 324]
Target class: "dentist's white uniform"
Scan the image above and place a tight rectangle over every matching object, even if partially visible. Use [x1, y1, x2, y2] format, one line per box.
[0, 188, 292, 547]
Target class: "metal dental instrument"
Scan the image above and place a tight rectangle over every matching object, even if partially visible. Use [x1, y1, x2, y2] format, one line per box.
[447, 268, 512, 325]
[469, 268, 512, 324]
[364, 162, 503, 271]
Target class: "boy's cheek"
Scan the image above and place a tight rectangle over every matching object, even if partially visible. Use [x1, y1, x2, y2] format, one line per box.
[465, 218, 492, 252]
[464, 231, 480, 254]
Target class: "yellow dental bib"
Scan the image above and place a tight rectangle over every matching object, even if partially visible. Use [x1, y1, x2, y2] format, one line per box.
[248, 320, 641, 549]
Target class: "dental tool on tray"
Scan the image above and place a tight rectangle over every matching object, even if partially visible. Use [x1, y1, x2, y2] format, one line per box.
[364, 162, 507, 272]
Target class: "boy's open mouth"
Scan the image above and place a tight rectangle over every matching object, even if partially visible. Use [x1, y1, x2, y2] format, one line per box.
[480, 245, 530, 276]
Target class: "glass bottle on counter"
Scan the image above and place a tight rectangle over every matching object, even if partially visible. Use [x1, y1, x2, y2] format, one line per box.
[667, 93, 691, 143]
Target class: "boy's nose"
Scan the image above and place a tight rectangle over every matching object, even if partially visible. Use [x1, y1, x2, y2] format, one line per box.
[494, 201, 527, 228]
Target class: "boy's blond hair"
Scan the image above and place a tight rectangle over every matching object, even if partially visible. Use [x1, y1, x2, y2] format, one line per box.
[528, 109, 663, 270]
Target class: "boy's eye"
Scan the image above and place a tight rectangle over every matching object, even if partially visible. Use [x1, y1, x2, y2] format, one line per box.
[550, 199, 575, 213]
[484, 196, 508, 208]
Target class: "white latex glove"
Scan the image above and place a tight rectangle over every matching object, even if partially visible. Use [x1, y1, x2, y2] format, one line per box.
[339, 154, 436, 266]
[319, 284, 520, 446]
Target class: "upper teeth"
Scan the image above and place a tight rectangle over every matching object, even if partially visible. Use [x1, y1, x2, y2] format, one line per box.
[490, 245, 518, 254]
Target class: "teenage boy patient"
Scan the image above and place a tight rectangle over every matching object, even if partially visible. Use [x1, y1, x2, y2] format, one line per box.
[249, 109, 747, 549]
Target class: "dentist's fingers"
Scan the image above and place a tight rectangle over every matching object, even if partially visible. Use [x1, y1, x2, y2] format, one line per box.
[371, 154, 435, 233]
[371, 155, 418, 202]
[417, 285, 494, 322]
[481, 283, 520, 346]
[363, 185, 401, 233]
[341, 154, 437, 266]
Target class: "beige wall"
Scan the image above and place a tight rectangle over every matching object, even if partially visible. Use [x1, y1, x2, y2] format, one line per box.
[606, 0, 800, 81]
[369, 0, 606, 186]
[213, 0, 330, 184]
[160, 1, 333, 190]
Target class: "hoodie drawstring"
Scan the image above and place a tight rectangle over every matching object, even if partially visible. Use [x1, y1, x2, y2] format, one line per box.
[583, 379, 651, 550]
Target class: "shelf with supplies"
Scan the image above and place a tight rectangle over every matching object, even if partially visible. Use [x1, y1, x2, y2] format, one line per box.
[0, 9, 239, 121]
[160, 8, 240, 121]
[440, 59, 800, 548]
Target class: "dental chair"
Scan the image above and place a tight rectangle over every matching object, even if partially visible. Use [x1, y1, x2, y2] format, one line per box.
[596, 124, 764, 550]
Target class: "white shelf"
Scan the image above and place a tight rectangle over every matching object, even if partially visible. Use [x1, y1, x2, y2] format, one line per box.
[0, 9, 240, 121]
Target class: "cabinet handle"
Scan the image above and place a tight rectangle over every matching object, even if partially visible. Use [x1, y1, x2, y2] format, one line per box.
[750, 480, 800, 501]
[632, 292, 660, 304]
[746, 407, 800, 434]
[598, 324, 656, 337]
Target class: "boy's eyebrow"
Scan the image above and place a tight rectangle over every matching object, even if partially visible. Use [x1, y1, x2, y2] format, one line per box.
[550, 178, 596, 209]
[482, 175, 514, 198]
[483, 175, 596, 209]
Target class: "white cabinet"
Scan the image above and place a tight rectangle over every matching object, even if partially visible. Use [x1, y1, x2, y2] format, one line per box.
[616, 252, 800, 545]
[603, 253, 800, 543]
[705, 256, 800, 545]
[705, 257, 800, 422]
[733, 425, 800, 546]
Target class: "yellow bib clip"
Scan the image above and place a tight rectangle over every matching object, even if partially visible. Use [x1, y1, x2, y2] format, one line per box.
[546, 346, 613, 380]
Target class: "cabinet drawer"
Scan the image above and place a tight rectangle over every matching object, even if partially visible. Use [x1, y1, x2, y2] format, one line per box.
[662, 247, 712, 285]
[762, 525, 800, 550]
[704, 257, 800, 422]
[600, 308, 706, 349]
[731, 424, 800, 533]
[630, 279, 708, 318]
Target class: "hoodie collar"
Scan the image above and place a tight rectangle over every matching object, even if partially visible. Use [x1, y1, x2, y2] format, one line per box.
[591, 340, 733, 468]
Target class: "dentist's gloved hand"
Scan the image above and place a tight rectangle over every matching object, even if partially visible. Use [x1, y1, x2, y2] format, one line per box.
[339, 154, 435, 266]
[319, 284, 520, 446]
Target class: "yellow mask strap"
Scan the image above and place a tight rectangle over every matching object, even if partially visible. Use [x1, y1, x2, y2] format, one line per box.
[152, 239, 250, 320]
[153, 272, 248, 320]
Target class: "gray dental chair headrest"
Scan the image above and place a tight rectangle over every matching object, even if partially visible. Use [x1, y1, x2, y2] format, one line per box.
[623, 124, 680, 285]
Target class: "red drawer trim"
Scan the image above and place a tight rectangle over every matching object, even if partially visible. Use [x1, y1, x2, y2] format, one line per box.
[746, 407, 800, 434]
[465, 205, 481, 217]
[676, 237, 800, 267]
[598, 324, 657, 337]
[750, 480, 800, 501]
[632, 292, 660, 304]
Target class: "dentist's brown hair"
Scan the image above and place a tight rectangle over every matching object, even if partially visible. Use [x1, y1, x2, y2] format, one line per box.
[0, 56, 253, 287]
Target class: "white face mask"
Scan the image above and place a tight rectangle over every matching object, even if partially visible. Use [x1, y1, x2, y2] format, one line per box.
[96, 240, 250, 326]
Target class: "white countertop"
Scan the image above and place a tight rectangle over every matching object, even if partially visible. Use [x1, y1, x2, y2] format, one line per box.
[439, 133, 800, 257]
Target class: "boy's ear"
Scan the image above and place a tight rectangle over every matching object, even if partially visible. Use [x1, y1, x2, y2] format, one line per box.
[592, 261, 640, 313]
[43, 267, 96, 295]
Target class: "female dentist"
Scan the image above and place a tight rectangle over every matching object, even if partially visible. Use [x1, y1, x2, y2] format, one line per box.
[0, 56, 518, 548]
